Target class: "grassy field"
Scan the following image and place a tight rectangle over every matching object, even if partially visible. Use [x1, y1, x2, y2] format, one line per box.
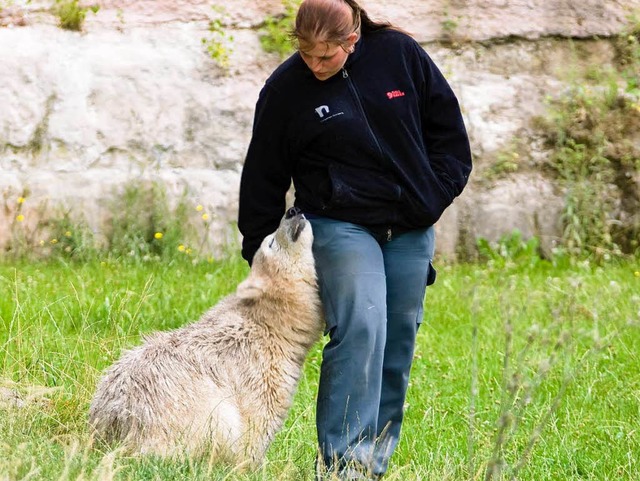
[0, 255, 639, 480]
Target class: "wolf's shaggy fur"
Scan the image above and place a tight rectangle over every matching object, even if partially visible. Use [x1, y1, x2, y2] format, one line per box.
[88, 213, 323, 468]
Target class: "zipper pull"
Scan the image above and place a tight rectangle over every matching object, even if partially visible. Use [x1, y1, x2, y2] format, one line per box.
[342, 68, 348, 79]
[386, 228, 392, 241]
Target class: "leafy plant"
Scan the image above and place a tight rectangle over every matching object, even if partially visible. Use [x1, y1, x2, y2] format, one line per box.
[259, 0, 301, 58]
[483, 139, 530, 181]
[477, 230, 542, 268]
[202, 6, 234, 69]
[614, 14, 640, 95]
[440, 13, 460, 45]
[54, 0, 99, 32]
[533, 35, 640, 259]
[489, 151, 520, 178]
[105, 181, 194, 262]
[1, 181, 218, 263]
[439, 4, 468, 47]
[42, 210, 98, 261]
[3, 191, 32, 259]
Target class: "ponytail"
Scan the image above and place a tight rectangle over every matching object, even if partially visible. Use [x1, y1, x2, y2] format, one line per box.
[293, 0, 401, 48]
[341, 0, 393, 34]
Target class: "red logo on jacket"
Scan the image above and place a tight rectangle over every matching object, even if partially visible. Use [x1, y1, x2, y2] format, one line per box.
[386, 90, 405, 99]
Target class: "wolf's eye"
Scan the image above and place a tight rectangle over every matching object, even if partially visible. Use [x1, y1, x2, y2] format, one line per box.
[268, 238, 275, 249]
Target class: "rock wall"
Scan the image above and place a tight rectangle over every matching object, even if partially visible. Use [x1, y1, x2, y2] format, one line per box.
[1, 0, 639, 258]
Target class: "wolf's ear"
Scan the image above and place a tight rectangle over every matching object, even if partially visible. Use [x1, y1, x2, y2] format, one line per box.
[236, 275, 266, 301]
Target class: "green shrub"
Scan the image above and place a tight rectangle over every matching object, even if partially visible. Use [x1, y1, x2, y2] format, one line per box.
[2, 181, 217, 263]
[4, 194, 100, 262]
[533, 33, 640, 259]
[105, 181, 194, 262]
[483, 138, 530, 181]
[4, 191, 32, 259]
[259, 0, 301, 58]
[40, 211, 98, 261]
[440, 9, 466, 47]
[477, 230, 542, 268]
[614, 14, 640, 95]
[54, 0, 99, 32]
[202, 6, 234, 69]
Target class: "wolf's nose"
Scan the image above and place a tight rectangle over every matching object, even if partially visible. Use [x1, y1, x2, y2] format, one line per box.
[285, 206, 301, 219]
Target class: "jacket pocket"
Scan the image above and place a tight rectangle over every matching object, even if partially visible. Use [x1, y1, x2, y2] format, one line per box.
[400, 166, 455, 228]
[328, 163, 401, 208]
[430, 152, 472, 198]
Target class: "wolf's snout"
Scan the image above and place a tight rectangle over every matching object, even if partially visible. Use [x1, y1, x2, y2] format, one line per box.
[291, 219, 306, 242]
[285, 207, 301, 219]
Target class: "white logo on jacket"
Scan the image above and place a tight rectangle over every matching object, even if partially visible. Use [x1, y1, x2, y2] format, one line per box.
[314, 105, 330, 118]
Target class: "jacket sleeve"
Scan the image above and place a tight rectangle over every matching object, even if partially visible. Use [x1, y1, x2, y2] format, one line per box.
[418, 47, 472, 200]
[238, 84, 293, 264]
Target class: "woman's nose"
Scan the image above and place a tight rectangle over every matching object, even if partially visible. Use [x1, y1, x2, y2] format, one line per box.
[308, 57, 322, 71]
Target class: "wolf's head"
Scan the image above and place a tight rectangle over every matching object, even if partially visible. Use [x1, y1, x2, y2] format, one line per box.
[236, 208, 316, 301]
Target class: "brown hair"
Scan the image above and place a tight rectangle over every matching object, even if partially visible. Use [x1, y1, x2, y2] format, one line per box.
[292, 0, 394, 49]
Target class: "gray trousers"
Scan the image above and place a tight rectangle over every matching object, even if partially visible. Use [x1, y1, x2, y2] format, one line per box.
[309, 217, 436, 477]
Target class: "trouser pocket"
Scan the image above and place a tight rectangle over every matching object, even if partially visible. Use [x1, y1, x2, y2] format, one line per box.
[426, 261, 437, 286]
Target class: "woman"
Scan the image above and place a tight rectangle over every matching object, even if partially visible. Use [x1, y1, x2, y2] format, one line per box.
[238, 0, 472, 479]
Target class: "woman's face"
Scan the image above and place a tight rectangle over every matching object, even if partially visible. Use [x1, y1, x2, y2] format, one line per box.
[299, 41, 351, 81]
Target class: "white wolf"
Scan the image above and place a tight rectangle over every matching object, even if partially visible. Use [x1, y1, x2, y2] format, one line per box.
[88, 209, 323, 468]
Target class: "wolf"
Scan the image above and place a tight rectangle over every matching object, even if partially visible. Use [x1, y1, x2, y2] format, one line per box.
[88, 208, 323, 468]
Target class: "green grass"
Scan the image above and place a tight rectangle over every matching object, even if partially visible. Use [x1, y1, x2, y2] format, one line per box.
[1, 256, 639, 480]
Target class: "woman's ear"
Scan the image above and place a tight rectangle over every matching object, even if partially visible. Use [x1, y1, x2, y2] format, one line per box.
[343, 32, 358, 54]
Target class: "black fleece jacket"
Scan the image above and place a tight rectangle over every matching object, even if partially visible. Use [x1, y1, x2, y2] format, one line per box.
[238, 29, 472, 263]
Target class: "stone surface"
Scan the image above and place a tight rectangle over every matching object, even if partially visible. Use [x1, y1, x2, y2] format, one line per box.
[364, 0, 640, 42]
[0, 0, 638, 257]
[4, 0, 639, 40]
[468, 174, 564, 256]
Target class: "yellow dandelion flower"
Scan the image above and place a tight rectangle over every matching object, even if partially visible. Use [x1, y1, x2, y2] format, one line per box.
[186, 248, 192, 255]
[178, 245, 186, 252]
[154, 232, 163, 240]
[17, 197, 25, 204]
[635, 271, 640, 278]
[16, 214, 24, 222]
[202, 213, 209, 221]
[100, 261, 107, 267]
[196, 205, 204, 212]
[39, 240, 45, 247]
[64, 231, 72, 237]
[50, 239, 58, 245]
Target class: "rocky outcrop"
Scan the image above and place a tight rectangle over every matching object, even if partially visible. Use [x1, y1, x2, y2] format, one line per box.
[1, 0, 638, 257]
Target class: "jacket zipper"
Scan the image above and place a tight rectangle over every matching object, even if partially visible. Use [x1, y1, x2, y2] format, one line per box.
[342, 68, 386, 165]
[343, 68, 397, 239]
[343, 68, 396, 240]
